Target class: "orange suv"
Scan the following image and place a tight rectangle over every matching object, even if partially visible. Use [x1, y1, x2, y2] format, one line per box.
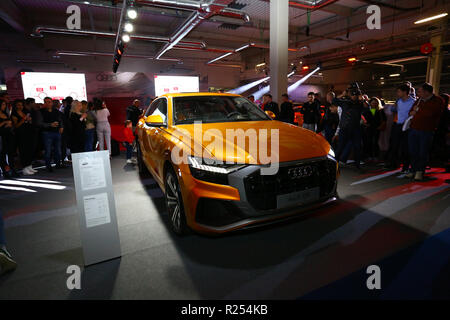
[136, 93, 338, 235]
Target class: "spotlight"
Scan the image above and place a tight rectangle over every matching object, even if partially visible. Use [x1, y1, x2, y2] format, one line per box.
[348, 56, 357, 63]
[113, 41, 125, 73]
[127, 8, 138, 20]
[122, 34, 131, 43]
[288, 67, 321, 93]
[228, 76, 270, 95]
[302, 65, 310, 71]
[124, 22, 133, 33]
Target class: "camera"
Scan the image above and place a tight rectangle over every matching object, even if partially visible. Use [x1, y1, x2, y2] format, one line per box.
[348, 82, 362, 96]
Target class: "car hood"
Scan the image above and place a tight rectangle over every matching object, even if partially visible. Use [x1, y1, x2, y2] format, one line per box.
[169, 121, 330, 165]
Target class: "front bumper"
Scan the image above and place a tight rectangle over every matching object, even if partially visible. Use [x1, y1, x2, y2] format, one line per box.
[184, 157, 338, 234]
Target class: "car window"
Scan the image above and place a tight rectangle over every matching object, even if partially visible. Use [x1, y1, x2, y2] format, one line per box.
[145, 98, 167, 123]
[173, 96, 270, 125]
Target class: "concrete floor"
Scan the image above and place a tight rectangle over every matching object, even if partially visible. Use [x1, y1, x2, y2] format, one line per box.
[0, 156, 449, 299]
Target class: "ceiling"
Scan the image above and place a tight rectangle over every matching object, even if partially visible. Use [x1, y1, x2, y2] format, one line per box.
[0, 0, 449, 81]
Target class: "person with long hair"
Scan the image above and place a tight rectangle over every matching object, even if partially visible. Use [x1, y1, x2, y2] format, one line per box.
[11, 99, 36, 175]
[94, 99, 111, 156]
[68, 100, 87, 154]
[83, 101, 97, 152]
[362, 97, 387, 162]
[0, 100, 18, 178]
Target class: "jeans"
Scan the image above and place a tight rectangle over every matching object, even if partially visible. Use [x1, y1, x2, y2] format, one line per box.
[42, 131, 61, 168]
[96, 122, 111, 155]
[302, 123, 316, 132]
[337, 126, 362, 167]
[0, 209, 5, 246]
[408, 128, 434, 173]
[388, 123, 410, 169]
[84, 128, 95, 152]
[125, 142, 133, 160]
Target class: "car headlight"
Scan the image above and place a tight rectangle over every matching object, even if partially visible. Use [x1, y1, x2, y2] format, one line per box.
[188, 156, 246, 185]
[328, 148, 336, 160]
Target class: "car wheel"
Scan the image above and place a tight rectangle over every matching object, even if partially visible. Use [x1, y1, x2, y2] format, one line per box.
[136, 140, 148, 175]
[164, 168, 188, 236]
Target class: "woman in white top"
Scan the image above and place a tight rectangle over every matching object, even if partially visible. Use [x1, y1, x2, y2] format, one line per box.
[94, 99, 111, 155]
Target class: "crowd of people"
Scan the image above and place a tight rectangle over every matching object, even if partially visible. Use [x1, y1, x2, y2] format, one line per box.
[256, 82, 449, 181]
[0, 93, 114, 177]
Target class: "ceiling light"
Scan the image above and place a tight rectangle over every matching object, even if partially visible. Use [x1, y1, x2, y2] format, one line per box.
[127, 8, 138, 20]
[389, 73, 400, 77]
[122, 34, 130, 42]
[207, 52, 233, 64]
[256, 62, 266, 68]
[414, 13, 448, 24]
[124, 22, 133, 33]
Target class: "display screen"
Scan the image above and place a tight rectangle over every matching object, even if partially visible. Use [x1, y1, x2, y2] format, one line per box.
[154, 75, 199, 97]
[21, 72, 87, 103]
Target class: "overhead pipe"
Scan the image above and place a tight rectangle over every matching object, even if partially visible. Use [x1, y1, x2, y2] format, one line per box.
[32, 26, 206, 49]
[359, 0, 422, 11]
[288, 0, 339, 10]
[154, 0, 250, 60]
[57, 50, 181, 61]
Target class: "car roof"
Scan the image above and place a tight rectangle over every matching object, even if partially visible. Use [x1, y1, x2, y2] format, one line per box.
[158, 92, 241, 98]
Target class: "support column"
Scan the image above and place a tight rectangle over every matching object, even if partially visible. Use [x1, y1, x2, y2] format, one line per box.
[426, 30, 446, 93]
[269, 0, 289, 107]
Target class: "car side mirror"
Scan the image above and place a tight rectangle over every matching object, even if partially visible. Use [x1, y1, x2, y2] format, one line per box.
[145, 115, 165, 127]
[265, 110, 276, 119]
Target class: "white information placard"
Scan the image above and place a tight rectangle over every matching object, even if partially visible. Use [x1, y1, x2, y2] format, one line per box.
[80, 157, 107, 191]
[72, 151, 121, 266]
[83, 193, 111, 228]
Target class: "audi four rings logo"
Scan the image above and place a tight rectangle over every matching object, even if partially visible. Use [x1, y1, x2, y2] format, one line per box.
[288, 166, 314, 179]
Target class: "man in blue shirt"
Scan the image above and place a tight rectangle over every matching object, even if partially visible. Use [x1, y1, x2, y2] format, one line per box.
[386, 84, 416, 172]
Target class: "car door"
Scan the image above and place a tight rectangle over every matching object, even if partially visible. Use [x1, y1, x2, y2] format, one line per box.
[142, 98, 168, 183]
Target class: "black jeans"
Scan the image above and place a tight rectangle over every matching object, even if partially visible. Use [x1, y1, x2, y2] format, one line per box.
[362, 127, 380, 159]
[0, 129, 16, 171]
[16, 126, 35, 167]
[388, 123, 410, 170]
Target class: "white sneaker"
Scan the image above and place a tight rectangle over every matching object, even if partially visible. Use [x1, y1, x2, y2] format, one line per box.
[131, 157, 137, 164]
[22, 167, 35, 175]
[29, 166, 38, 173]
[126, 159, 133, 164]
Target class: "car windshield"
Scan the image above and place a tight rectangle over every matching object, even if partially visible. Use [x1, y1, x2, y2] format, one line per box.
[173, 95, 271, 125]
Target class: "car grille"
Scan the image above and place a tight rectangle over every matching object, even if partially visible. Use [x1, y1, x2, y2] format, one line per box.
[243, 159, 337, 211]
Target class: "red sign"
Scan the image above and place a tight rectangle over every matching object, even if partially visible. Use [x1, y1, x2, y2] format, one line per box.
[50, 86, 56, 90]
[36, 88, 44, 92]
[420, 43, 433, 55]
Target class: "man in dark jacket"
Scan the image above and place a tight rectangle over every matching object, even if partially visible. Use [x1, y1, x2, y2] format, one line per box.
[301, 92, 321, 132]
[279, 94, 294, 124]
[333, 86, 368, 169]
[126, 99, 143, 130]
[38, 97, 65, 172]
[262, 94, 279, 119]
[406, 83, 445, 181]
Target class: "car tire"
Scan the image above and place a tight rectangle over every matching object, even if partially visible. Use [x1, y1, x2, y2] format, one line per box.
[136, 140, 149, 175]
[164, 167, 188, 236]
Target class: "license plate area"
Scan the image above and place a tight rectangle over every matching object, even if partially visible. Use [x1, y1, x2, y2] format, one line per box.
[276, 187, 320, 209]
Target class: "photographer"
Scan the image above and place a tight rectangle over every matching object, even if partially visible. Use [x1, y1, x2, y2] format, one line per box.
[333, 83, 369, 169]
